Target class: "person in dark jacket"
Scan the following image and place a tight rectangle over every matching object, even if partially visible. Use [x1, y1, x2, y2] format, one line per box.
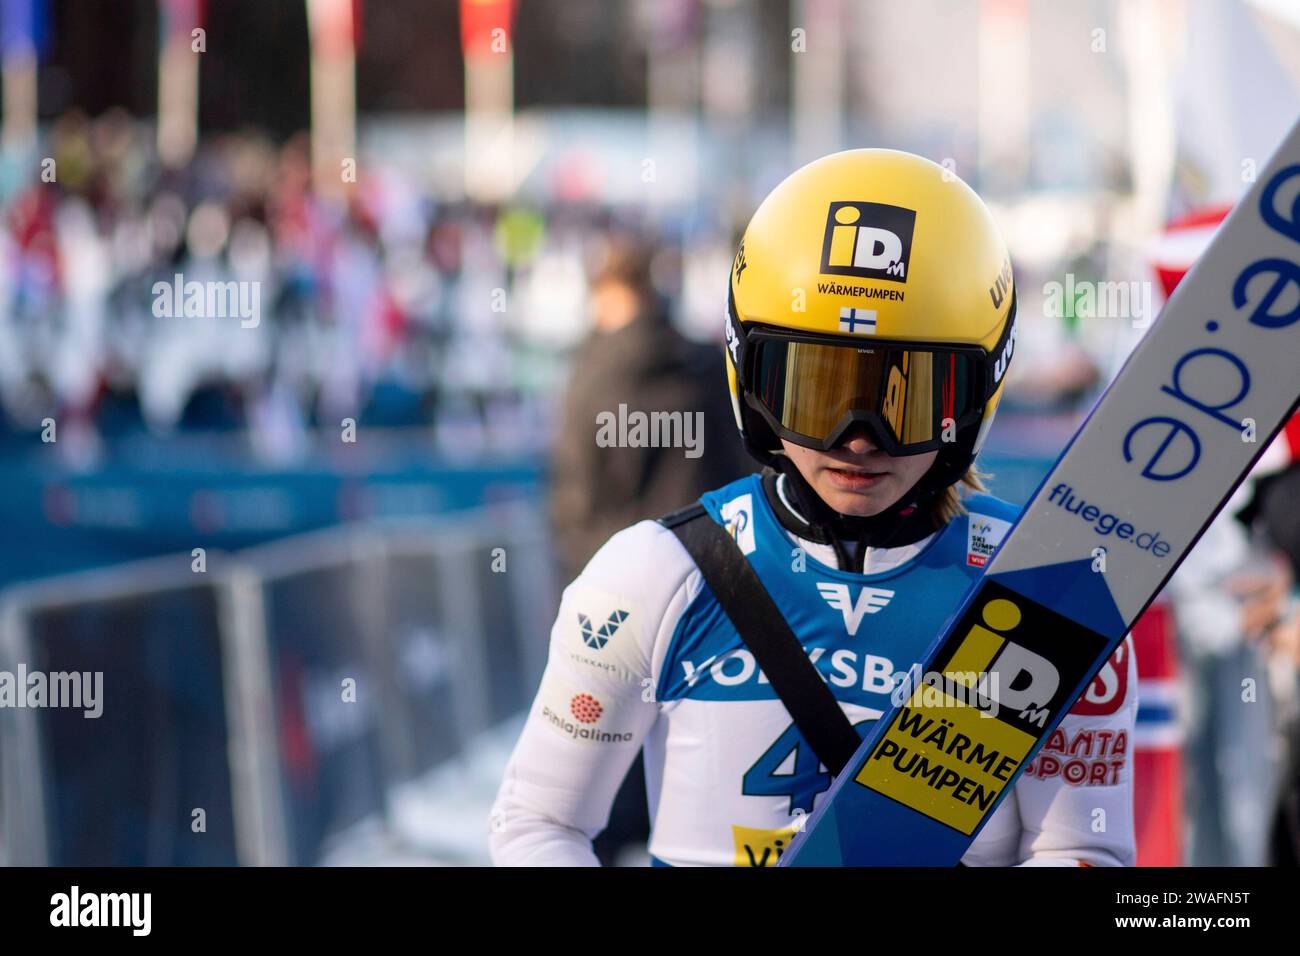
[549, 233, 749, 582]
[547, 232, 748, 865]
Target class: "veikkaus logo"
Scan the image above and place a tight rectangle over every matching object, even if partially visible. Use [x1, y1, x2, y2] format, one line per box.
[820, 201, 915, 283]
[578, 609, 628, 650]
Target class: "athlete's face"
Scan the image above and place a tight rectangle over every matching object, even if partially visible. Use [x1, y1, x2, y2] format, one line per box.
[781, 427, 938, 517]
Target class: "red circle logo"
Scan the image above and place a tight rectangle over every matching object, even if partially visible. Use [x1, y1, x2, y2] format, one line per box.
[569, 693, 603, 724]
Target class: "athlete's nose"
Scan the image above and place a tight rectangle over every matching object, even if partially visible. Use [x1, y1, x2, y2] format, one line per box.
[835, 424, 880, 456]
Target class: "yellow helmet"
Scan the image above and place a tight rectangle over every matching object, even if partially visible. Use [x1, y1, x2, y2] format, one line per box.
[725, 148, 1017, 492]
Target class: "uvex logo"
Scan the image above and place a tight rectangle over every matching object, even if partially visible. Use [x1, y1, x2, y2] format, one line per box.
[988, 257, 1013, 308]
[724, 311, 741, 366]
[816, 582, 895, 636]
[993, 315, 1017, 385]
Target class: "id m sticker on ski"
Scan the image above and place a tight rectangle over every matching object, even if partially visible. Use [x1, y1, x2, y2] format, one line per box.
[856, 581, 1107, 835]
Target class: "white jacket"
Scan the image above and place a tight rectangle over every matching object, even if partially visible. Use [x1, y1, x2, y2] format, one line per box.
[490, 473, 1137, 866]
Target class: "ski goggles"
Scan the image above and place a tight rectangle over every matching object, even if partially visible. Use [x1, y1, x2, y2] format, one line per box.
[731, 299, 1016, 457]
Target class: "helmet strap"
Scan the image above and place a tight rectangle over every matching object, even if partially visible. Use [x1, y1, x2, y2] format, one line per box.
[766, 457, 941, 569]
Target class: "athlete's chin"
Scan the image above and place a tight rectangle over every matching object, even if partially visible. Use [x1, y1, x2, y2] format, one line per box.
[829, 497, 888, 517]
[815, 476, 896, 517]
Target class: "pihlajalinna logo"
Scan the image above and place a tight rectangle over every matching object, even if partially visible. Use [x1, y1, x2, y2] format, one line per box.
[152, 272, 261, 328]
[595, 404, 704, 459]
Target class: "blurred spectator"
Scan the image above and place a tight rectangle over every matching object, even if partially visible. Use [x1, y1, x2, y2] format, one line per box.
[548, 231, 748, 580]
[1165, 485, 1292, 866]
[1255, 458, 1300, 866]
[0, 111, 766, 472]
[1266, 605, 1300, 866]
[1258, 463, 1300, 583]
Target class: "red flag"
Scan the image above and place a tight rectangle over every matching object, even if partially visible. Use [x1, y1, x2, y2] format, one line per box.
[460, 0, 513, 59]
[307, 0, 357, 56]
[1150, 205, 1233, 299]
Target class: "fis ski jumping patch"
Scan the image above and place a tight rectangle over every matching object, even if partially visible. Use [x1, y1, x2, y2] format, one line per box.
[966, 512, 1013, 568]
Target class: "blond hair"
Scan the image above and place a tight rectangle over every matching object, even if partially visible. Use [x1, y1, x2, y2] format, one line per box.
[927, 466, 990, 529]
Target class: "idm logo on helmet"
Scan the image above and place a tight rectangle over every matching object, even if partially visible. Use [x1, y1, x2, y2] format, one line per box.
[820, 201, 916, 283]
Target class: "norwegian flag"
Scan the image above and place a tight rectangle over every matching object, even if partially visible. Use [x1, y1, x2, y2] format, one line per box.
[1129, 602, 1183, 866]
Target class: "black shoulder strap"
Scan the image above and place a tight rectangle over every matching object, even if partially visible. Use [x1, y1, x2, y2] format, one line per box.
[659, 502, 862, 776]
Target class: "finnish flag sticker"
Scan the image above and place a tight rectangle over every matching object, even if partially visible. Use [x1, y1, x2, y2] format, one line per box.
[839, 307, 877, 334]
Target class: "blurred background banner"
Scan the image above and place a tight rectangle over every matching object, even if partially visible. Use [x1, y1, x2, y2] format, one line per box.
[0, 0, 1298, 866]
